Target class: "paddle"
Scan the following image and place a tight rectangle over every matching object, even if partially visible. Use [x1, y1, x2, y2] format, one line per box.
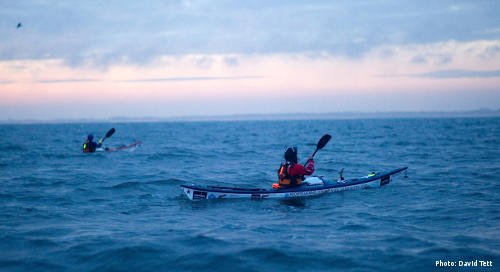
[98, 128, 115, 144]
[310, 134, 332, 158]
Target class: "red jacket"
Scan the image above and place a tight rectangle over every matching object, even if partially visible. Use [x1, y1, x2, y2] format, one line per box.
[288, 159, 315, 176]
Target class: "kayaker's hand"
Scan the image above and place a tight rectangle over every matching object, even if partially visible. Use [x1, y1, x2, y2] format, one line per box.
[308, 155, 314, 161]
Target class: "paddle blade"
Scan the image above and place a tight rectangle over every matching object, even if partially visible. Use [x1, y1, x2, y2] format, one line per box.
[316, 134, 331, 150]
[105, 128, 115, 138]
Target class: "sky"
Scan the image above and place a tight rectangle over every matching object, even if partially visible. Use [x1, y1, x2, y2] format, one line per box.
[1, 0, 500, 120]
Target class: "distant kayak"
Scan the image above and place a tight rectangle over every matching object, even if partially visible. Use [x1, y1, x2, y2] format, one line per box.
[181, 167, 407, 200]
[96, 140, 142, 152]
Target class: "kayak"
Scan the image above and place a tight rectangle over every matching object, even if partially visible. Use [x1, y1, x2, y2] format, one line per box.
[181, 167, 408, 200]
[96, 140, 142, 152]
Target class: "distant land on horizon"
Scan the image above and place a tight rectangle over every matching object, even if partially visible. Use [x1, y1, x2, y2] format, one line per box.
[2, 109, 500, 124]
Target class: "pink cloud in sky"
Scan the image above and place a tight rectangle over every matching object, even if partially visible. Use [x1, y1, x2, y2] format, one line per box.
[0, 40, 499, 119]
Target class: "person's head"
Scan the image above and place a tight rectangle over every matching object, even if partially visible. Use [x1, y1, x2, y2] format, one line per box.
[284, 147, 298, 164]
[87, 134, 94, 141]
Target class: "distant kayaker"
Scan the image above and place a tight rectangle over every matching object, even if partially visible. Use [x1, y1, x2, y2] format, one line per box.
[276, 147, 315, 188]
[82, 134, 102, 153]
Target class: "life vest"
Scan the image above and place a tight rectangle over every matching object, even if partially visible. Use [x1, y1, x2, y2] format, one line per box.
[83, 141, 96, 153]
[277, 162, 304, 188]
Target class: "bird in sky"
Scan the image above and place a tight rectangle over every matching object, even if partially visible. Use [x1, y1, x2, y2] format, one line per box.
[17, 22, 22, 29]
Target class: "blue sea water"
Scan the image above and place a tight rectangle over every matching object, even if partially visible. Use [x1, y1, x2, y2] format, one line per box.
[0, 118, 499, 271]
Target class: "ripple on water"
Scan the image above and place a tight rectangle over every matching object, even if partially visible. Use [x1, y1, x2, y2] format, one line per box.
[0, 144, 27, 152]
[1, 118, 499, 272]
[337, 223, 369, 231]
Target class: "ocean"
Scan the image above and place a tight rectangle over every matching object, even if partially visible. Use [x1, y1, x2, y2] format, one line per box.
[0, 118, 499, 271]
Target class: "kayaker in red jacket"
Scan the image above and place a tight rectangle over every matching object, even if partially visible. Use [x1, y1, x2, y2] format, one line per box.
[276, 147, 315, 188]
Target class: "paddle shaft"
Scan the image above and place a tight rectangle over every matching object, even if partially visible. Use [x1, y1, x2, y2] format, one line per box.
[99, 128, 115, 144]
[305, 134, 331, 163]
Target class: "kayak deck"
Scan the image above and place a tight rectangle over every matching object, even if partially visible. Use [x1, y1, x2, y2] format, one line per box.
[96, 140, 142, 152]
[181, 167, 407, 200]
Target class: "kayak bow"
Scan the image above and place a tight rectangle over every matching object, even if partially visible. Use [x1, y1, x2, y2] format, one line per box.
[181, 167, 407, 200]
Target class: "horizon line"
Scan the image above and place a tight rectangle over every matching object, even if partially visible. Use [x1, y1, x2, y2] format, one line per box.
[1, 109, 499, 124]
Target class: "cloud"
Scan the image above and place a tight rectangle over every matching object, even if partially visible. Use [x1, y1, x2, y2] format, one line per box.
[194, 56, 215, 69]
[118, 76, 263, 82]
[413, 69, 500, 78]
[376, 69, 500, 79]
[372, 39, 500, 68]
[479, 45, 500, 59]
[2, 1, 500, 67]
[36, 79, 102, 83]
[223, 56, 239, 66]
[411, 55, 427, 63]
